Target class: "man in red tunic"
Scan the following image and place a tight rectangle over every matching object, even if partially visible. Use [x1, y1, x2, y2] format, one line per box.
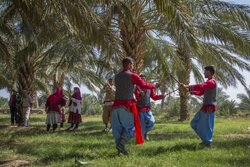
[112, 57, 160, 155]
[181, 65, 217, 147]
[135, 75, 165, 141]
[9, 89, 18, 126]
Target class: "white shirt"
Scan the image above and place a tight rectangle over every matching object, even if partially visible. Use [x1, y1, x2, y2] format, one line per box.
[69, 97, 81, 113]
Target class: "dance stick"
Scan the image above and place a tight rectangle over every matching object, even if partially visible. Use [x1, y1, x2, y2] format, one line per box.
[165, 88, 179, 96]
[170, 74, 181, 84]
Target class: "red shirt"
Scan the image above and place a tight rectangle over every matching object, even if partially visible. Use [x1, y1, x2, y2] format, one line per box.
[46, 97, 66, 113]
[11, 95, 16, 107]
[135, 87, 162, 111]
[113, 70, 154, 144]
[113, 70, 156, 110]
[189, 77, 217, 112]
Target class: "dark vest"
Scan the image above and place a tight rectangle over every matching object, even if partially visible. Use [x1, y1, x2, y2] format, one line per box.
[137, 89, 151, 108]
[203, 80, 217, 105]
[115, 71, 135, 100]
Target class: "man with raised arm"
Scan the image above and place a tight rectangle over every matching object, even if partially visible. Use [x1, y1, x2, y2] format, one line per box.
[135, 74, 165, 141]
[181, 65, 217, 147]
[112, 57, 160, 155]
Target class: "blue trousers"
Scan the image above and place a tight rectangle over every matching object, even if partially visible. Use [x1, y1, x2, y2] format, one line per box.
[111, 107, 135, 144]
[191, 110, 215, 144]
[139, 111, 155, 135]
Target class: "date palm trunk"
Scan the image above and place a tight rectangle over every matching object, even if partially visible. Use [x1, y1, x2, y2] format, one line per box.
[53, 71, 65, 90]
[177, 48, 191, 121]
[160, 86, 167, 109]
[118, 1, 147, 73]
[17, 60, 35, 123]
[33, 92, 39, 108]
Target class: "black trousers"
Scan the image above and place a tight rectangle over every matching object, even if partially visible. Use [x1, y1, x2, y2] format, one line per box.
[10, 107, 18, 124]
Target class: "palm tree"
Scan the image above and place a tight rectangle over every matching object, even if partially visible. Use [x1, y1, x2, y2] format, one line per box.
[237, 86, 250, 111]
[150, 0, 250, 120]
[214, 88, 237, 115]
[97, 0, 250, 120]
[0, 0, 114, 94]
[96, 0, 191, 73]
[143, 37, 180, 108]
[216, 88, 230, 107]
[98, 0, 250, 120]
[1, 0, 250, 122]
[44, 37, 107, 93]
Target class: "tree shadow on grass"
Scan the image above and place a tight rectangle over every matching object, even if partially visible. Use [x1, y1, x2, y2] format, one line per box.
[13, 140, 114, 166]
[83, 121, 102, 127]
[83, 130, 111, 138]
[29, 116, 46, 123]
[6, 120, 103, 138]
[7, 126, 47, 138]
[139, 137, 250, 157]
[156, 119, 190, 124]
[0, 114, 45, 127]
[0, 116, 10, 128]
[138, 143, 199, 157]
[211, 156, 250, 166]
[0, 125, 10, 129]
[81, 126, 103, 133]
[4, 123, 110, 142]
[38, 151, 94, 165]
[0, 115, 45, 131]
[150, 131, 196, 141]
[213, 138, 250, 149]
[76, 121, 111, 137]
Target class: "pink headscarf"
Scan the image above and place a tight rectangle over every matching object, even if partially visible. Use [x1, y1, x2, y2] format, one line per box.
[48, 88, 64, 103]
[72, 87, 82, 100]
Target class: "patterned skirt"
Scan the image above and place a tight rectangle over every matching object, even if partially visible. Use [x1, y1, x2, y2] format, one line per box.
[68, 111, 82, 124]
[46, 112, 61, 125]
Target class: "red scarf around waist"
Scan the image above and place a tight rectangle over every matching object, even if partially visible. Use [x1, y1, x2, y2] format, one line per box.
[113, 100, 144, 144]
[201, 104, 216, 112]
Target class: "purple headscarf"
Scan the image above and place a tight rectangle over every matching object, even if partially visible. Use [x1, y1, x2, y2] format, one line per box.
[72, 87, 82, 100]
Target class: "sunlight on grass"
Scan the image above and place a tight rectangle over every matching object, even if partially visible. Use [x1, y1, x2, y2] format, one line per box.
[0, 114, 249, 167]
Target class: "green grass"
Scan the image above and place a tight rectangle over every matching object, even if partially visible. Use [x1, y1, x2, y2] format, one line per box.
[0, 114, 249, 167]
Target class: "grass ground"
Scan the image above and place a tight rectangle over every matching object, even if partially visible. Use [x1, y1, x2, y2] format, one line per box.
[0, 114, 249, 167]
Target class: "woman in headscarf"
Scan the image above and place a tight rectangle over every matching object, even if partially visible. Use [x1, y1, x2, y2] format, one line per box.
[45, 88, 66, 132]
[67, 87, 82, 130]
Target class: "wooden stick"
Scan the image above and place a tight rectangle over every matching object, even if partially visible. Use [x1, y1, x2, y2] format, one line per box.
[170, 74, 181, 84]
[165, 88, 179, 96]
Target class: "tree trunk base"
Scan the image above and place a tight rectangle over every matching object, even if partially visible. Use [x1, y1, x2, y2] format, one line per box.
[179, 113, 190, 121]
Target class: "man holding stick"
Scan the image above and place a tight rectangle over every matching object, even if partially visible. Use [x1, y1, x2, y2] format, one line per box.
[135, 74, 165, 141]
[180, 65, 217, 147]
[112, 57, 160, 155]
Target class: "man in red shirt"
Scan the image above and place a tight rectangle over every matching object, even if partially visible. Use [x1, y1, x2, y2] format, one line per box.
[112, 57, 160, 155]
[135, 75, 165, 141]
[181, 65, 217, 147]
[8, 89, 18, 126]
